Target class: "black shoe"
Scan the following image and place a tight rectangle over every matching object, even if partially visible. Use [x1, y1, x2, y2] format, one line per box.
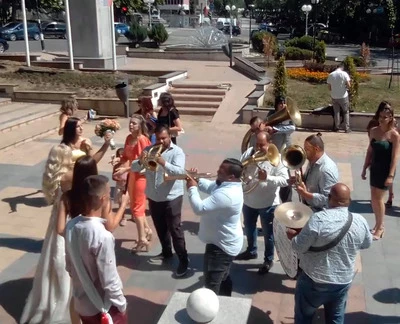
[345, 129, 352, 133]
[175, 258, 189, 277]
[235, 250, 258, 261]
[258, 261, 273, 275]
[149, 252, 173, 263]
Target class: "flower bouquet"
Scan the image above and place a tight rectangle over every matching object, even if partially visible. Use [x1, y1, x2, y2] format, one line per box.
[94, 119, 121, 150]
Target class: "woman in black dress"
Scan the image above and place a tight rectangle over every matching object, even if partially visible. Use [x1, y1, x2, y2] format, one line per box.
[157, 92, 183, 144]
[362, 102, 400, 240]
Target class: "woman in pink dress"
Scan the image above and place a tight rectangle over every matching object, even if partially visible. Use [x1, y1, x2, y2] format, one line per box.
[115, 114, 153, 252]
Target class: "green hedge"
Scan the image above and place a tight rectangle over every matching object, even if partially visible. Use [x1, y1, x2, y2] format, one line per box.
[285, 36, 314, 51]
[284, 47, 313, 60]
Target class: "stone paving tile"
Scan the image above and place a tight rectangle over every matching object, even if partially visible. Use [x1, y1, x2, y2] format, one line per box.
[0, 117, 399, 323]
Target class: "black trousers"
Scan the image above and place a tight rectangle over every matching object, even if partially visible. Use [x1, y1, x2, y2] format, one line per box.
[279, 185, 293, 203]
[203, 244, 234, 296]
[148, 196, 187, 261]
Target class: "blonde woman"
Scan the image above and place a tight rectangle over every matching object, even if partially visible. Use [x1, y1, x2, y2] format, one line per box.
[114, 114, 153, 251]
[20, 144, 80, 324]
[58, 96, 79, 136]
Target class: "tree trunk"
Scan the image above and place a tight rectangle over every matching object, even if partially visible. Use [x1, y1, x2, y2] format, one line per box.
[388, 29, 395, 89]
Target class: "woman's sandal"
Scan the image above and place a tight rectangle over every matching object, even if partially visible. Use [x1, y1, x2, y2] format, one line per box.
[145, 228, 153, 242]
[131, 239, 150, 253]
[385, 194, 394, 208]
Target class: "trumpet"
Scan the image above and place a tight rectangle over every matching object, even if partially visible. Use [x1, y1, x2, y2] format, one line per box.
[163, 171, 215, 182]
[142, 144, 163, 171]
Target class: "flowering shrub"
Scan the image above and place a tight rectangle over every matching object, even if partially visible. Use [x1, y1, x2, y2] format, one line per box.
[287, 68, 370, 84]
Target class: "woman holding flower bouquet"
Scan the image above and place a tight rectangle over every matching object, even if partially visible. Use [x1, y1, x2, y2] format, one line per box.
[61, 117, 111, 163]
[114, 114, 153, 252]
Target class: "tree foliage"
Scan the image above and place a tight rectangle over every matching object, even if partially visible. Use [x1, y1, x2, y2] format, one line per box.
[343, 56, 359, 110]
[273, 56, 287, 99]
[148, 23, 168, 46]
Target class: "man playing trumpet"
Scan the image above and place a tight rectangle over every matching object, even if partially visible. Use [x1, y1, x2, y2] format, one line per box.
[132, 125, 189, 277]
[236, 132, 289, 274]
[186, 159, 244, 296]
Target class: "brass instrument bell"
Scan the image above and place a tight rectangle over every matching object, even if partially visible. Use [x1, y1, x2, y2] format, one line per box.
[241, 96, 302, 153]
[142, 144, 163, 171]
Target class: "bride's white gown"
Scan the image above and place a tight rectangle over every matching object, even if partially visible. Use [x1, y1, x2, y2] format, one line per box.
[20, 190, 71, 324]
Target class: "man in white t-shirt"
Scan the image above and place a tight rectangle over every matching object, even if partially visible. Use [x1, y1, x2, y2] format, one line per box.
[327, 63, 351, 133]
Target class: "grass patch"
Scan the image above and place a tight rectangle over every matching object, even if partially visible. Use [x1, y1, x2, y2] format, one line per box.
[264, 67, 400, 113]
[0, 62, 157, 98]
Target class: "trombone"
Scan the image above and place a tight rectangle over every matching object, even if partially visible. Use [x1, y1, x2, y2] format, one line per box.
[163, 171, 215, 182]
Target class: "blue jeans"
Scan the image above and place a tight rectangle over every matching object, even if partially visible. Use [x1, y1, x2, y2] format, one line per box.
[295, 272, 351, 324]
[242, 204, 275, 262]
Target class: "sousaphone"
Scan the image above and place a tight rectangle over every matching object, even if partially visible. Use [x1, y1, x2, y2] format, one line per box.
[241, 97, 302, 153]
[273, 202, 313, 279]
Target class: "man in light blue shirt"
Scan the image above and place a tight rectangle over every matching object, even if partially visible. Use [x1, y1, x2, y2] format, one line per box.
[187, 158, 244, 296]
[294, 133, 339, 211]
[287, 183, 372, 324]
[131, 125, 189, 277]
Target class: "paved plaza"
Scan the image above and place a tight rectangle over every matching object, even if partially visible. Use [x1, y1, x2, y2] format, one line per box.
[0, 116, 399, 324]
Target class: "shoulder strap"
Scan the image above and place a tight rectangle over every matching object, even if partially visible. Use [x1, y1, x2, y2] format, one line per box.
[65, 220, 113, 322]
[308, 212, 353, 253]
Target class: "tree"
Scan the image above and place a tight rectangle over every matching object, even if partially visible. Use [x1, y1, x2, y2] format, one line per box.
[125, 21, 148, 47]
[343, 56, 359, 110]
[148, 23, 168, 47]
[262, 33, 275, 67]
[273, 56, 287, 99]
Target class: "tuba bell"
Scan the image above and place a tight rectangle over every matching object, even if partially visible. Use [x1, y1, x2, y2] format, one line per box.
[241, 144, 280, 194]
[241, 97, 302, 153]
[142, 144, 163, 171]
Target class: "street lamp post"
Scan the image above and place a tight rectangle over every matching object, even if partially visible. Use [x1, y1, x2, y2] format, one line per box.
[143, 0, 155, 29]
[248, 4, 255, 48]
[301, 4, 312, 36]
[225, 5, 236, 39]
[311, 0, 319, 61]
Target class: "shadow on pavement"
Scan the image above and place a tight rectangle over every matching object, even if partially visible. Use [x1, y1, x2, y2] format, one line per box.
[125, 294, 167, 324]
[0, 237, 43, 253]
[351, 199, 400, 217]
[182, 220, 199, 236]
[344, 311, 400, 324]
[373, 288, 400, 304]
[1, 190, 46, 213]
[0, 277, 32, 323]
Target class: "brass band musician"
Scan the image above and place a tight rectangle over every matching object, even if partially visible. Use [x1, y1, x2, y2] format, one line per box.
[293, 133, 339, 211]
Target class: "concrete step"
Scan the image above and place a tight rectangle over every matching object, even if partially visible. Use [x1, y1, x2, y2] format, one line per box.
[177, 107, 218, 116]
[171, 82, 230, 90]
[169, 88, 227, 96]
[0, 103, 59, 133]
[0, 114, 59, 151]
[174, 100, 221, 109]
[171, 94, 224, 102]
[0, 97, 12, 105]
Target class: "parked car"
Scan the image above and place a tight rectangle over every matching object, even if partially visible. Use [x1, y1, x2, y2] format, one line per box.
[0, 22, 40, 41]
[389, 33, 400, 49]
[259, 23, 278, 36]
[43, 22, 66, 39]
[114, 22, 129, 36]
[0, 38, 9, 53]
[223, 25, 241, 36]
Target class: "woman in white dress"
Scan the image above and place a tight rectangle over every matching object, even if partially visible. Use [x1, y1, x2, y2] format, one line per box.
[20, 144, 79, 324]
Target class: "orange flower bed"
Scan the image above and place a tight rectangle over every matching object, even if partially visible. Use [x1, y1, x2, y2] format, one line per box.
[287, 68, 370, 83]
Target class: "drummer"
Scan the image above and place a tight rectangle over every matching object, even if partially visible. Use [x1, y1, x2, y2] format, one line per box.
[286, 183, 372, 323]
[293, 133, 339, 211]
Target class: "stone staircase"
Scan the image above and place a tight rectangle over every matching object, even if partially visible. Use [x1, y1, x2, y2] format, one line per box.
[168, 82, 230, 119]
[0, 101, 61, 151]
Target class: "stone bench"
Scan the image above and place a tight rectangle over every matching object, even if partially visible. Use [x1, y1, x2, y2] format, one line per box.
[233, 56, 266, 80]
[157, 292, 252, 324]
[0, 83, 19, 96]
